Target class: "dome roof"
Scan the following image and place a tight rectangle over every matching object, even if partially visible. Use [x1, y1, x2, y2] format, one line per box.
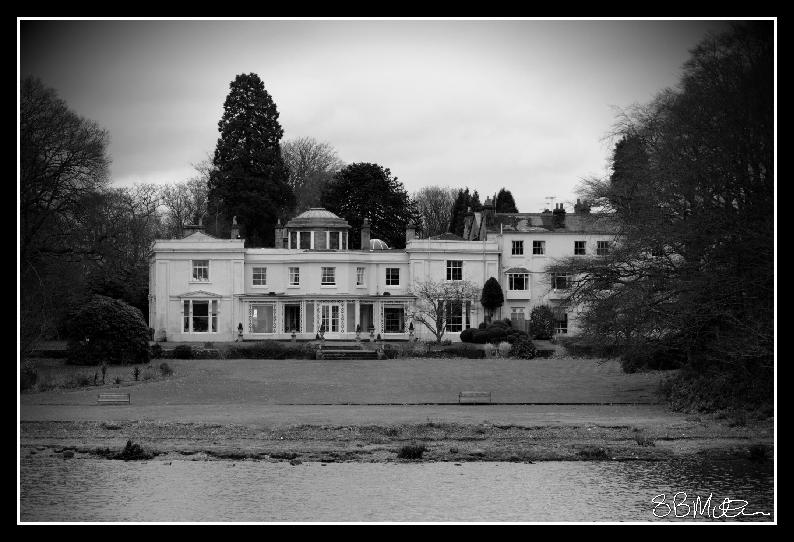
[295, 208, 341, 220]
[369, 238, 389, 250]
[285, 208, 351, 230]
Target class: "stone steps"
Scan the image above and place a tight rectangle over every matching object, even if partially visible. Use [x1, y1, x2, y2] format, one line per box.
[320, 349, 379, 360]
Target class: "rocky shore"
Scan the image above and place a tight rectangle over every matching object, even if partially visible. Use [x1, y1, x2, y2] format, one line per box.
[20, 418, 774, 464]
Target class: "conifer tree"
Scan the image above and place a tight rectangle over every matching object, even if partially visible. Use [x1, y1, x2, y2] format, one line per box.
[207, 73, 295, 246]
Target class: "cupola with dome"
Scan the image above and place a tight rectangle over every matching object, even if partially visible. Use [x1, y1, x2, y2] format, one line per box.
[278, 208, 351, 250]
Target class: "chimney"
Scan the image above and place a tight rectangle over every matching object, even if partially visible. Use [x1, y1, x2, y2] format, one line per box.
[406, 222, 416, 243]
[230, 216, 240, 240]
[273, 218, 283, 247]
[574, 198, 591, 214]
[182, 216, 204, 238]
[361, 218, 371, 250]
[552, 203, 566, 229]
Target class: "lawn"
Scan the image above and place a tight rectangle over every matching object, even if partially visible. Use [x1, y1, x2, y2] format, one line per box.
[22, 357, 669, 406]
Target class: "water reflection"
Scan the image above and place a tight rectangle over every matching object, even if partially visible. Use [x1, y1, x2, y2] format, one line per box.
[20, 456, 773, 522]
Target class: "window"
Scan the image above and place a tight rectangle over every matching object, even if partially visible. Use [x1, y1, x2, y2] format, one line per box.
[445, 300, 464, 332]
[329, 231, 340, 250]
[446, 260, 463, 281]
[315, 231, 327, 250]
[289, 267, 300, 286]
[284, 304, 301, 332]
[597, 241, 610, 256]
[321, 267, 336, 286]
[508, 273, 529, 291]
[320, 304, 340, 332]
[511, 240, 524, 255]
[383, 307, 405, 333]
[532, 241, 545, 255]
[356, 267, 366, 286]
[252, 267, 267, 286]
[251, 304, 275, 333]
[299, 232, 311, 249]
[574, 241, 586, 255]
[289, 231, 297, 249]
[192, 260, 209, 282]
[183, 299, 218, 333]
[386, 268, 400, 286]
[552, 274, 572, 290]
[555, 312, 568, 334]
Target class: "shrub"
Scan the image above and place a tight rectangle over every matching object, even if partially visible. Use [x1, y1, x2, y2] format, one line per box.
[444, 343, 485, 359]
[510, 338, 537, 359]
[396, 443, 426, 459]
[462, 321, 529, 345]
[222, 341, 315, 360]
[459, 328, 475, 343]
[478, 322, 487, 329]
[64, 295, 150, 366]
[171, 344, 193, 359]
[159, 362, 173, 376]
[132, 366, 140, 381]
[497, 341, 512, 358]
[483, 343, 497, 359]
[529, 305, 555, 340]
[150, 343, 164, 359]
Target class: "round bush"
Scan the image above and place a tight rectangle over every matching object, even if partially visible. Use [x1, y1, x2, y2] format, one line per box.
[510, 338, 537, 359]
[459, 328, 475, 343]
[65, 295, 150, 365]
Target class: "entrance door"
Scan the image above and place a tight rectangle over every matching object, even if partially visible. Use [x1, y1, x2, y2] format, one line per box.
[319, 303, 342, 337]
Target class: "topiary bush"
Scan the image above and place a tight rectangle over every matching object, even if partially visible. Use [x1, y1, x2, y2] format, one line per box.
[461, 319, 528, 345]
[529, 305, 556, 340]
[65, 295, 151, 365]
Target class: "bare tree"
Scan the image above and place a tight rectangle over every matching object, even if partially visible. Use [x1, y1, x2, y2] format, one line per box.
[281, 137, 343, 212]
[20, 76, 110, 261]
[159, 162, 210, 238]
[408, 280, 480, 343]
[412, 186, 457, 238]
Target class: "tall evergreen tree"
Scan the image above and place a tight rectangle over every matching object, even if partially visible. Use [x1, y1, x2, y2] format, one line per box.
[448, 188, 470, 236]
[321, 163, 419, 249]
[494, 188, 518, 213]
[480, 277, 505, 322]
[207, 73, 295, 247]
[470, 190, 483, 211]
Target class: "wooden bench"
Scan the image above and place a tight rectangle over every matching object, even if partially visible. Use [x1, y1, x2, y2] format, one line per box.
[458, 391, 492, 404]
[97, 393, 130, 405]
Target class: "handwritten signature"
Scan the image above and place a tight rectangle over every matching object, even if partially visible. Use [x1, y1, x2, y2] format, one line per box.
[652, 492, 771, 519]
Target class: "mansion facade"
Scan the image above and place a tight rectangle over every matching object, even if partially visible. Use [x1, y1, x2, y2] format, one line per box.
[148, 200, 617, 342]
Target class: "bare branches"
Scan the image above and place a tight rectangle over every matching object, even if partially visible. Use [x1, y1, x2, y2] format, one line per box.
[408, 280, 479, 343]
[412, 186, 457, 238]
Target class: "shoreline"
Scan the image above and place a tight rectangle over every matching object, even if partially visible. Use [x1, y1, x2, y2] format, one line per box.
[21, 419, 773, 464]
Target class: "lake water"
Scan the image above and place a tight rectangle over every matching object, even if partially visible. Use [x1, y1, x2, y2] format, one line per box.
[20, 456, 774, 522]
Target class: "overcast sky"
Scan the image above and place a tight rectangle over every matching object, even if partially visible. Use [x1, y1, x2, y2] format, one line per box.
[20, 18, 732, 213]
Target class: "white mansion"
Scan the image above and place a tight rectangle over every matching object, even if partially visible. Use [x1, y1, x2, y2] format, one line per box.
[148, 199, 617, 342]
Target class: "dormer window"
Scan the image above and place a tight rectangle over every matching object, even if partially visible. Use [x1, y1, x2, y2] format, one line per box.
[329, 231, 340, 249]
